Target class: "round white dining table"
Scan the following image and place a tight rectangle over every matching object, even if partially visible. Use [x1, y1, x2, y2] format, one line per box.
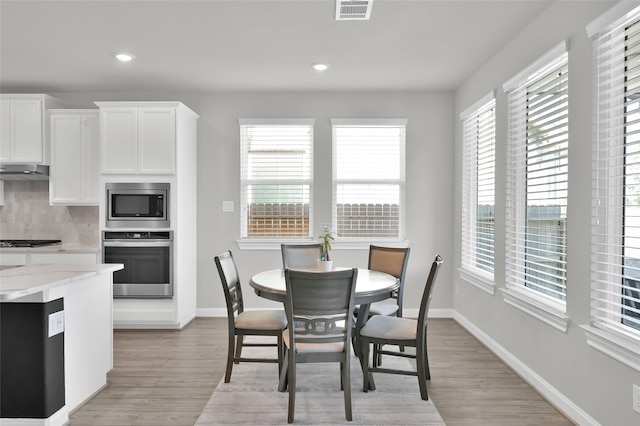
[249, 267, 399, 391]
[249, 267, 399, 305]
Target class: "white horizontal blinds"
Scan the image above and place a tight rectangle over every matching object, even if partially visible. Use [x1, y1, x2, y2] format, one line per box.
[332, 120, 406, 238]
[461, 97, 496, 275]
[505, 43, 569, 302]
[239, 119, 313, 238]
[591, 9, 640, 336]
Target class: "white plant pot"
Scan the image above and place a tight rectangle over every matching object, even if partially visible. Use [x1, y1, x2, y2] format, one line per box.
[317, 260, 333, 271]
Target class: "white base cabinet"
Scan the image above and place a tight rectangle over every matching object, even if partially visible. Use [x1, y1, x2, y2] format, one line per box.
[0, 265, 117, 426]
[0, 94, 65, 164]
[49, 110, 100, 205]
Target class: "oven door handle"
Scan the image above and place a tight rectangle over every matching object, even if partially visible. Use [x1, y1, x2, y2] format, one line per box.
[103, 241, 172, 248]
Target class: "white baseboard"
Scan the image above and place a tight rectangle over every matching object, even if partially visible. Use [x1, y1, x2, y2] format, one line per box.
[113, 322, 183, 330]
[453, 311, 600, 426]
[404, 308, 453, 318]
[196, 308, 227, 317]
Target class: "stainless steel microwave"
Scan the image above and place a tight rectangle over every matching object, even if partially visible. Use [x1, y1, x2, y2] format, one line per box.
[106, 182, 169, 229]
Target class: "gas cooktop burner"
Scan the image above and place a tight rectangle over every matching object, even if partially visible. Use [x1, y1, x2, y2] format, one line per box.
[0, 239, 62, 248]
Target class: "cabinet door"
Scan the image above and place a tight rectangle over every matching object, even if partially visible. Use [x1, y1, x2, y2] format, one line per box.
[12, 99, 44, 162]
[0, 99, 11, 161]
[138, 108, 176, 174]
[50, 114, 83, 204]
[100, 108, 138, 173]
[83, 114, 100, 203]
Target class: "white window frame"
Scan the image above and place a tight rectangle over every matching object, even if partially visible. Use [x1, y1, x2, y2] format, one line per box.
[237, 118, 315, 250]
[459, 91, 497, 295]
[501, 41, 570, 332]
[582, 1, 640, 373]
[331, 119, 408, 248]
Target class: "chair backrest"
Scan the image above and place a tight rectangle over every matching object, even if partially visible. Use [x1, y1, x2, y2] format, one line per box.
[281, 243, 323, 269]
[368, 245, 411, 301]
[417, 255, 444, 333]
[214, 250, 244, 322]
[283, 268, 358, 347]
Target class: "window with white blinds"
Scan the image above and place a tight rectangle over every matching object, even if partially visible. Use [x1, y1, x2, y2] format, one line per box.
[461, 93, 496, 286]
[503, 41, 569, 305]
[239, 119, 314, 238]
[590, 6, 640, 337]
[332, 119, 406, 239]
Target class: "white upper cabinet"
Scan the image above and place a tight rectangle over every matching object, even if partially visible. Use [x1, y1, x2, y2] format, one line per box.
[139, 108, 176, 173]
[96, 102, 187, 175]
[0, 94, 65, 164]
[49, 110, 100, 205]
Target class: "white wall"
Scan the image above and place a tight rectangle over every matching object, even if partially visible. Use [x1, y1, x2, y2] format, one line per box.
[454, 1, 640, 425]
[55, 90, 455, 317]
[193, 91, 455, 315]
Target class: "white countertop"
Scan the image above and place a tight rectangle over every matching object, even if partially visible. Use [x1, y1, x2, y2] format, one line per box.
[0, 263, 123, 302]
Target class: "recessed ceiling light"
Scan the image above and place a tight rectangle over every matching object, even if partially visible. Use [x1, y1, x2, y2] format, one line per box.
[114, 53, 135, 62]
[312, 63, 329, 71]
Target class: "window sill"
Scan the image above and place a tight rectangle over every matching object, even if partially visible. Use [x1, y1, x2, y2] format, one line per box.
[581, 324, 640, 372]
[459, 266, 495, 295]
[236, 238, 316, 250]
[500, 286, 569, 333]
[236, 238, 409, 251]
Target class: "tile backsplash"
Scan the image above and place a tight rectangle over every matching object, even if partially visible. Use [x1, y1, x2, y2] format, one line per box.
[0, 181, 99, 246]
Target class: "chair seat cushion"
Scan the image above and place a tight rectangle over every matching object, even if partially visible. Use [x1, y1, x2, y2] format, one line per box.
[283, 329, 345, 353]
[368, 300, 400, 316]
[236, 309, 287, 330]
[359, 315, 416, 341]
[354, 300, 399, 317]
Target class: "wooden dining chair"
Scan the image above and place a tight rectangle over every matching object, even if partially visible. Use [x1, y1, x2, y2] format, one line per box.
[281, 243, 322, 269]
[353, 245, 410, 364]
[365, 245, 411, 318]
[214, 250, 287, 383]
[359, 255, 443, 401]
[281, 267, 358, 423]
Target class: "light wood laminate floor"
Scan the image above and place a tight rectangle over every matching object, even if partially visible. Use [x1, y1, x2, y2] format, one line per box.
[69, 318, 574, 425]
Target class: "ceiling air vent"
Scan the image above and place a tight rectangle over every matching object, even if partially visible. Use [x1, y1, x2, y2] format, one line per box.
[335, 0, 373, 21]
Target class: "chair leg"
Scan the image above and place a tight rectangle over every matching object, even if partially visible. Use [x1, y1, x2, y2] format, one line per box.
[224, 333, 235, 383]
[287, 351, 296, 423]
[375, 343, 382, 367]
[277, 334, 284, 380]
[423, 333, 431, 381]
[424, 346, 431, 381]
[416, 338, 429, 401]
[362, 337, 371, 393]
[343, 357, 352, 421]
[278, 349, 289, 392]
[234, 334, 243, 364]
[398, 307, 405, 353]
[351, 334, 360, 358]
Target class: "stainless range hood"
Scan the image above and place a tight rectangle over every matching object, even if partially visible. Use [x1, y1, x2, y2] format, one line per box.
[0, 164, 50, 181]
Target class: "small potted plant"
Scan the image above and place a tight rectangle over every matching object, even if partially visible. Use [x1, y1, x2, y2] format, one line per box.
[318, 226, 335, 271]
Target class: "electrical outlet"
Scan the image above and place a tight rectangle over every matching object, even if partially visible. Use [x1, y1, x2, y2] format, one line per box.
[633, 384, 640, 414]
[48, 310, 64, 337]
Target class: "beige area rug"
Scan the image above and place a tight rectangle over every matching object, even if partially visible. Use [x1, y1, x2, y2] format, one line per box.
[195, 344, 446, 425]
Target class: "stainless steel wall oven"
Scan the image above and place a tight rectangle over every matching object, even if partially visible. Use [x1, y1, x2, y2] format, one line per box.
[103, 231, 173, 298]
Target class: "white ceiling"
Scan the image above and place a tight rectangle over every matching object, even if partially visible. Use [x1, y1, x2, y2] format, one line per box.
[0, 0, 554, 93]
